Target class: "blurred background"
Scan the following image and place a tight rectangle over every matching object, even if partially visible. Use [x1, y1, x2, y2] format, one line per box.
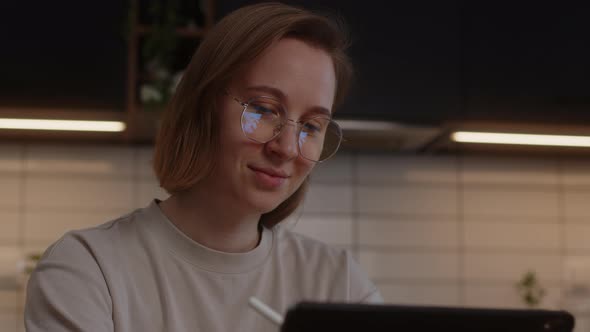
[1, 0, 590, 331]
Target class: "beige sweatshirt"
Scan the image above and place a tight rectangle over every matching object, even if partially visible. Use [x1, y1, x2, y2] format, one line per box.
[25, 200, 382, 332]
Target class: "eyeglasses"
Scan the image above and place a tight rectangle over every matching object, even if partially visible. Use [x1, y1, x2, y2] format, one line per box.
[227, 92, 343, 163]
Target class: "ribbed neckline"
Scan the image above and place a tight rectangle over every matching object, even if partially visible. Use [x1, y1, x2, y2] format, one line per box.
[142, 200, 274, 274]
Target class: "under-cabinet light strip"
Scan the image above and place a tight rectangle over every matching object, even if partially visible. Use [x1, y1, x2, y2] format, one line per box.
[452, 131, 590, 148]
[336, 119, 402, 131]
[0, 118, 126, 132]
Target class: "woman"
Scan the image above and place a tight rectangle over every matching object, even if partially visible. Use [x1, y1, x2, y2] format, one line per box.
[25, 3, 382, 331]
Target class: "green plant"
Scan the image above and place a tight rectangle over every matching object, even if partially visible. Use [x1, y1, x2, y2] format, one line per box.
[142, 0, 181, 68]
[129, 0, 188, 111]
[24, 253, 42, 275]
[516, 270, 546, 308]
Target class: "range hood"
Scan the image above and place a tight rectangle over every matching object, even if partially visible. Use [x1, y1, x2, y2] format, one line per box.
[338, 119, 590, 156]
[338, 120, 442, 152]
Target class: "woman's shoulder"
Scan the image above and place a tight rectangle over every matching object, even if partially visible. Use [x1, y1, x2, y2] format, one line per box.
[41, 206, 148, 262]
[271, 225, 382, 302]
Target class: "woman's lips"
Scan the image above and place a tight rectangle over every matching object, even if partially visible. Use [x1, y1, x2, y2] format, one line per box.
[249, 166, 288, 189]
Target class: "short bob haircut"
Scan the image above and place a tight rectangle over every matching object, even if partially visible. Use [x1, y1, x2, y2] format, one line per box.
[153, 2, 352, 228]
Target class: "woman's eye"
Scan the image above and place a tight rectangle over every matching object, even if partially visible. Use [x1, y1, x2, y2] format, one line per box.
[252, 105, 271, 113]
[251, 104, 278, 117]
[303, 121, 322, 134]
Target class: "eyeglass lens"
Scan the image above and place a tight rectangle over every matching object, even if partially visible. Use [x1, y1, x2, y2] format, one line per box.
[240, 97, 341, 162]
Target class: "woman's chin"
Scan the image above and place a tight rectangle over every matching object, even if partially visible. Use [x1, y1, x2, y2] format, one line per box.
[255, 201, 283, 215]
[246, 195, 287, 215]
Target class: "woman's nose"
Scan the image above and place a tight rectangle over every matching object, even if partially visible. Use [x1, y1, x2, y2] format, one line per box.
[264, 122, 299, 161]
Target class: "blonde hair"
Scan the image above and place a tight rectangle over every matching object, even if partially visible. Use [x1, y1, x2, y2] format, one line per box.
[153, 2, 352, 227]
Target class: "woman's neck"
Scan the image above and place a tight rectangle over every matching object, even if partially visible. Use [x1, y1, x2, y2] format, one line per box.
[158, 191, 262, 253]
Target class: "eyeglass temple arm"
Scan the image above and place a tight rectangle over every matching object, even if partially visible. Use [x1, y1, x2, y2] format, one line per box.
[223, 89, 248, 107]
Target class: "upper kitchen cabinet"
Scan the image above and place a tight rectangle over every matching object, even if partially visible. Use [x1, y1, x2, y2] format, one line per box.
[0, 0, 214, 143]
[461, 1, 590, 125]
[1, 2, 127, 111]
[0, 1, 129, 142]
[1, 0, 587, 143]
[217, 0, 464, 126]
[339, 1, 463, 125]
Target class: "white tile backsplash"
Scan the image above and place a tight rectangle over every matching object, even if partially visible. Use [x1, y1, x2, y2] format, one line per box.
[303, 184, 353, 214]
[358, 186, 457, 216]
[464, 221, 561, 250]
[461, 157, 559, 185]
[0, 311, 17, 332]
[137, 146, 155, 178]
[564, 190, 590, 219]
[562, 160, 590, 187]
[4, 143, 590, 316]
[377, 282, 460, 306]
[310, 152, 352, 184]
[562, 256, 590, 288]
[0, 246, 21, 282]
[25, 178, 133, 210]
[464, 252, 562, 283]
[25, 145, 133, 176]
[0, 177, 21, 209]
[360, 251, 459, 280]
[359, 219, 459, 248]
[565, 224, 590, 252]
[291, 215, 353, 246]
[464, 284, 562, 309]
[0, 144, 22, 173]
[0, 213, 19, 244]
[23, 210, 129, 245]
[358, 155, 457, 184]
[463, 188, 559, 219]
[0, 291, 17, 311]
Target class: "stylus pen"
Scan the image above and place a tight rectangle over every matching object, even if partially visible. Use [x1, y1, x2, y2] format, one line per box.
[248, 296, 284, 326]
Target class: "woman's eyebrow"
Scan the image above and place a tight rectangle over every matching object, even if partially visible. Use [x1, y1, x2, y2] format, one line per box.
[246, 85, 332, 117]
[246, 85, 286, 100]
[305, 106, 331, 118]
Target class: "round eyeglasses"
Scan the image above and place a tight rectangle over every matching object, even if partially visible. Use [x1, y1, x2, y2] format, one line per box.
[228, 94, 342, 162]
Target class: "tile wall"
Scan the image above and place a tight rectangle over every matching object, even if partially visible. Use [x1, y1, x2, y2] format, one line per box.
[2, 143, 590, 331]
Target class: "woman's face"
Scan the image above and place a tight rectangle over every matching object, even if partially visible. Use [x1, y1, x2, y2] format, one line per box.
[209, 38, 337, 214]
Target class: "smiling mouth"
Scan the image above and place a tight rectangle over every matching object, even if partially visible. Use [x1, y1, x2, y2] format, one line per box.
[248, 166, 289, 189]
[248, 165, 289, 178]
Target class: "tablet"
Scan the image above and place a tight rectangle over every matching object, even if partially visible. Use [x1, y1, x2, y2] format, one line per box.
[281, 302, 575, 332]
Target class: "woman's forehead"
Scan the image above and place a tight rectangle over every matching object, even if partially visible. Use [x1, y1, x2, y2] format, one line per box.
[234, 38, 336, 112]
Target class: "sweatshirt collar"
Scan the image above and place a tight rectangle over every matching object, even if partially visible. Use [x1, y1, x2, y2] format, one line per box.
[143, 200, 274, 274]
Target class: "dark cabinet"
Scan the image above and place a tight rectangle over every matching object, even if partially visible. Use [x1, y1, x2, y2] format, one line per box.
[219, 1, 589, 125]
[462, 2, 590, 124]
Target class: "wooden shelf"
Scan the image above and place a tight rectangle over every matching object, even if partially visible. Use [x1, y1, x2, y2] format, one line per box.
[126, 0, 215, 144]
